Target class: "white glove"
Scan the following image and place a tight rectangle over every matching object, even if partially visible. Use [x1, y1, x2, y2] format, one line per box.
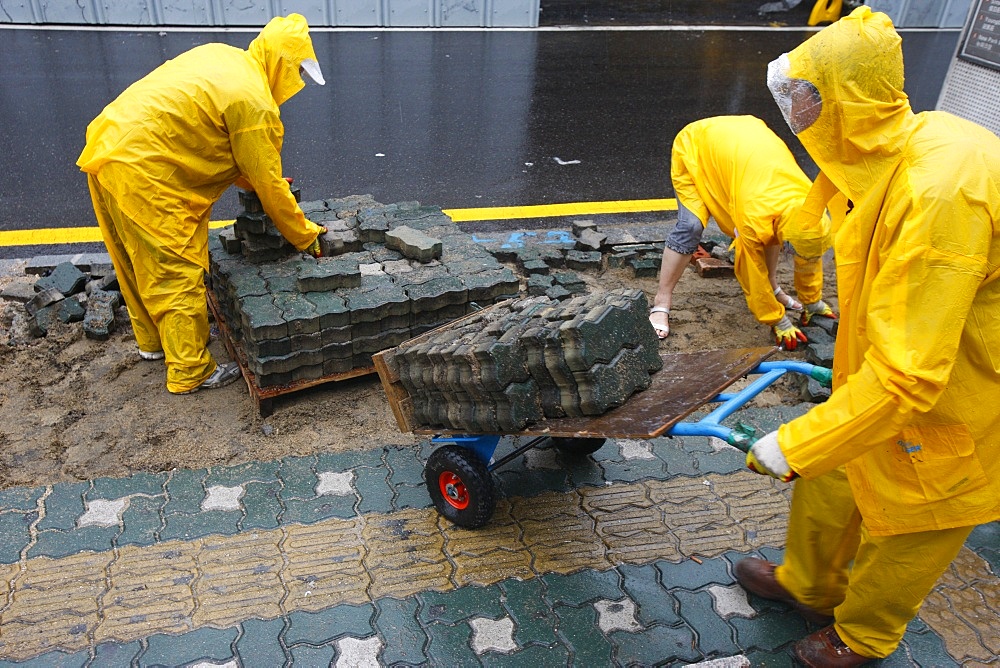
[746, 430, 796, 482]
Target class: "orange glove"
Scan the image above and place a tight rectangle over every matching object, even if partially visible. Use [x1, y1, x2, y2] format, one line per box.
[773, 316, 808, 351]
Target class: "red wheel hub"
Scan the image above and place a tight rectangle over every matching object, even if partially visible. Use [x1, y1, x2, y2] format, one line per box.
[438, 471, 470, 510]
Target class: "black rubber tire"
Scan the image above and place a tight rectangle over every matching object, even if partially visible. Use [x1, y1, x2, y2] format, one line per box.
[424, 445, 496, 529]
[550, 437, 607, 456]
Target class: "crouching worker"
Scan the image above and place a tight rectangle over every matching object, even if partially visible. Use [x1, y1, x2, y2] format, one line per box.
[649, 115, 837, 350]
[739, 7, 1000, 666]
[77, 14, 327, 394]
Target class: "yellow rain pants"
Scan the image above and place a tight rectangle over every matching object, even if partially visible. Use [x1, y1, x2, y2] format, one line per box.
[671, 116, 831, 326]
[89, 176, 215, 392]
[776, 470, 973, 658]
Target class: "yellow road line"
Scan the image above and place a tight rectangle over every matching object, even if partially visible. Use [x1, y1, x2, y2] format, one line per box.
[443, 198, 676, 222]
[0, 198, 677, 248]
[0, 220, 236, 247]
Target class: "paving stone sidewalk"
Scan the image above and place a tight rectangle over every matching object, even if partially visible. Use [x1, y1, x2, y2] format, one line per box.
[0, 405, 997, 667]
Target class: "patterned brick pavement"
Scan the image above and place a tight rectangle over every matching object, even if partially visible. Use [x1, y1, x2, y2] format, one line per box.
[0, 405, 997, 666]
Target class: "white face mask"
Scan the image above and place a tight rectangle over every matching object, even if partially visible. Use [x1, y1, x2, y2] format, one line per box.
[767, 54, 822, 135]
[300, 58, 325, 86]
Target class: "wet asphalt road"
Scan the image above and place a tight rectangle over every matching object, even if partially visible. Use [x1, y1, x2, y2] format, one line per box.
[0, 25, 959, 259]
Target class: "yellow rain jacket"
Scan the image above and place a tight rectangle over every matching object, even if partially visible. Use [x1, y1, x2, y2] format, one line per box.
[77, 14, 324, 393]
[77, 13, 324, 261]
[778, 7, 1000, 535]
[671, 116, 831, 326]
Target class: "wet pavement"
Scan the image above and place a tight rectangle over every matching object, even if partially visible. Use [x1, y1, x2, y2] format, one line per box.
[0, 401, 997, 665]
[2, 12, 996, 668]
[0, 25, 959, 258]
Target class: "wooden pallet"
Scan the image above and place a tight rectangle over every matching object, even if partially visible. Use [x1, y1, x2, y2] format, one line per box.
[207, 290, 376, 417]
[373, 301, 775, 439]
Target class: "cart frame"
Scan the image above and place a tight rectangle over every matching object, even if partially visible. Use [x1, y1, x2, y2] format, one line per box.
[374, 339, 832, 528]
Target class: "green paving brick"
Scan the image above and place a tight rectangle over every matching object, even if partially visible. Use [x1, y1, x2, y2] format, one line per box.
[543, 569, 623, 607]
[0, 485, 45, 511]
[693, 448, 747, 475]
[743, 649, 795, 667]
[658, 556, 733, 590]
[612, 623, 701, 665]
[116, 495, 164, 547]
[158, 509, 241, 541]
[375, 596, 428, 665]
[354, 466, 395, 515]
[288, 644, 335, 666]
[900, 618, 959, 668]
[0, 511, 35, 563]
[385, 446, 426, 486]
[0, 650, 88, 668]
[241, 481, 283, 530]
[495, 467, 570, 500]
[729, 608, 808, 652]
[424, 620, 480, 667]
[281, 493, 357, 524]
[317, 448, 383, 472]
[286, 602, 375, 645]
[29, 526, 118, 559]
[91, 640, 143, 668]
[599, 455, 667, 483]
[278, 455, 318, 499]
[619, 563, 682, 627]
[162, 468, 207, 515]
[652, 437, 702, 476]
[393, 482, 432, 511]
[90, 471, 167, 499]
[553, 604, 614, 666]
[37, 482, 88, 531]
[966, 522, 1000, 575]
[563, 456, 608, 488]
[141, 626, 239, 666]
[674, 589, 740, 656]
[206, 459, 280, 487]
[755, 547, 786, 565]
[881, 645, 929, 667]
[481, 643, 570, 667]
[419, 584, 504, 625]
[237, 617, 287, 668]
[500, 577, 560, 647]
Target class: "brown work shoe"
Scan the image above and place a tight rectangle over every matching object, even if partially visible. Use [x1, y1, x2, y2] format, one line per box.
[733, 558, 834, 625]
[793, 626, 873, 667]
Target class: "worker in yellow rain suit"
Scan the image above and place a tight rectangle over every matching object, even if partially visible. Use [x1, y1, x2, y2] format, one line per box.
[77, 14, 327, 395]
[649, 115, 836, 350]
[738, 7, 1000, 666]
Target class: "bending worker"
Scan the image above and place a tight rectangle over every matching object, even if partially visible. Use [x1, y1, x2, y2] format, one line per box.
[77, 14, 327, 395]
[739, 7, 1000, 666]
[649, 115, 837, 350]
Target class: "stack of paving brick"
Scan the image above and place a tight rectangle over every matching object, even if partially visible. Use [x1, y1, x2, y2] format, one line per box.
[395, 289, 663, 432]
[208, 194, 520, 388]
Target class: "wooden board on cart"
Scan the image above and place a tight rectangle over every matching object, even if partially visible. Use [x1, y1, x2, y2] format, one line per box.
[207, 290, 376, 417]
[372, 304, 776, 439]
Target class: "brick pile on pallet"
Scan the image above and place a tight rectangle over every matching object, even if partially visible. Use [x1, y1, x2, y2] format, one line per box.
[395, 289, 664, 432]
[208, 193, 520, 387]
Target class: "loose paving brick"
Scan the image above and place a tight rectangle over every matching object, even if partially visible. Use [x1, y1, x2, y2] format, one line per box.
[34, 261, 87, 297]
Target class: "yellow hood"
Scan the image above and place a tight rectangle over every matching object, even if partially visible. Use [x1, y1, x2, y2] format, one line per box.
[248, 13, 318, 106]
[786, 6, 913, 203]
